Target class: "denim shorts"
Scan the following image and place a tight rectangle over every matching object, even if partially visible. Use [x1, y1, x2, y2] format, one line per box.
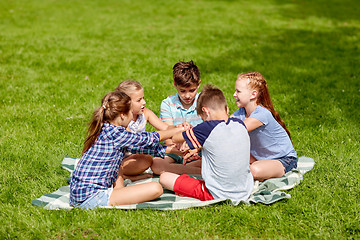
[277, 156, 298, 173]
[79, 188, 113, 210]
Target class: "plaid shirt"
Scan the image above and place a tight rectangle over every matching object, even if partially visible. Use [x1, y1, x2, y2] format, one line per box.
[160, 93, 203, 127]
[70, 123, 166, 206]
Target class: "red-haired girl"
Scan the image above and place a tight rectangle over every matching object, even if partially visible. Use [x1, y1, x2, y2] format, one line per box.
[231, 72, 297, 181]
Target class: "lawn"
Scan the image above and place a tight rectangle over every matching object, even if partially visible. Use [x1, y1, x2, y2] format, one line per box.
[0, 0, 359, 239]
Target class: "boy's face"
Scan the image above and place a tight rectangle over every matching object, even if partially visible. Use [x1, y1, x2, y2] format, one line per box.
[174, 83, 199, 109]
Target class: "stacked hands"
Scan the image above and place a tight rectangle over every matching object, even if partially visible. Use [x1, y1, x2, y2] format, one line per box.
[170, 122, 202, 165]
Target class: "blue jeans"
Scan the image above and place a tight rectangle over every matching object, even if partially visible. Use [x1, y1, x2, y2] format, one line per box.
[79, 188, 113, 210]
[277, 156, 298, 173]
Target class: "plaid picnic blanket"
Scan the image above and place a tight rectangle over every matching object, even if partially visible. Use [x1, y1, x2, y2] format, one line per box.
[32, 156, 314, 210]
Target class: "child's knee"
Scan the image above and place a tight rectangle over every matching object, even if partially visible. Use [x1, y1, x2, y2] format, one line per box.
[250, 164, 262, 179]
[150, 182, 163, 197]
[151, 158, 166, 175]
[143, 155, 153, 165]
[158, 172, 167, 185]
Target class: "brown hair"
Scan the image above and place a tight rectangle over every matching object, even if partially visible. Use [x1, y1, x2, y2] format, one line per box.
[237, 72, 291, 138]
[197, 84, 227, 116]
[115, 80, 143, 95]
[82, 91, 132, 154]
[173, 60, 201, 87]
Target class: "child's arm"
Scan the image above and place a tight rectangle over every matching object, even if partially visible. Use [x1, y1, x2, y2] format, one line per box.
[157, 127, 184, 142]
[172, 131, 185, 143]
[243, 117, 264, 132]
[144, 108, 173, 131]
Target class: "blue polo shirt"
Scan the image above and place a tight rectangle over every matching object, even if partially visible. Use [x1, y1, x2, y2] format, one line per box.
[160, 93, 203, 127]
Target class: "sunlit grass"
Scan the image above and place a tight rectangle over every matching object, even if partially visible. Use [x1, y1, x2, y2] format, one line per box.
[0, 0, 359, 239]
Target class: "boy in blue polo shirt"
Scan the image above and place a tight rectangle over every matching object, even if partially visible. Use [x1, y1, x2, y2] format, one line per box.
[159, 85, 253, 202]
[151, 60, 203, 175]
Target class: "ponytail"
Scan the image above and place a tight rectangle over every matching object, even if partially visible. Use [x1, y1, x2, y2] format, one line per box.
[238, 72, 291, 139]
[82, 91, 131, 154]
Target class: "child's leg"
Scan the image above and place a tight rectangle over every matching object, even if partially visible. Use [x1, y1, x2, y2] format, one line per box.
[120, 154, 153, 181]
[109, 182, 163, 206]
[151, 156, 201, 175]
[160, 173, 214, 201]
[158, 172, 180, 191]
[250, 159, 285, 181]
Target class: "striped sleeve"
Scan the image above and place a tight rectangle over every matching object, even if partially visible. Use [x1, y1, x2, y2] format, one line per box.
[182, 121, 219, 149]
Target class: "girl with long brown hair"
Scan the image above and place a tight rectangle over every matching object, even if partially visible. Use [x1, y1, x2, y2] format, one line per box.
[70, 91, 184, 209]
[231, 72, 297, 181]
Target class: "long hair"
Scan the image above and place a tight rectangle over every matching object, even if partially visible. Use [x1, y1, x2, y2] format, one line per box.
[82, 91, 132, 154]
[115, 80, 143, 95]
[237, 72, 291, 139]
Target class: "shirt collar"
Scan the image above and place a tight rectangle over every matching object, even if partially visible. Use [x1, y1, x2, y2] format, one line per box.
[174, 92, 199, 111]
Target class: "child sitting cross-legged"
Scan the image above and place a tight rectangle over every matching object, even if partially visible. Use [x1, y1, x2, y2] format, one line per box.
[159, 85, 254, 202]
[115, 80, 180, 181]
[70, 91, 185, 209]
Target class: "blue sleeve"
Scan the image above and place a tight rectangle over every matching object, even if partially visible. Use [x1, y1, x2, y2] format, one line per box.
[182, 121, 220, 149]
[128, 144, 166, 158]
[232, 107, 246, 121]
[250, 106, 270, 125]
[113, 130, 160, 149]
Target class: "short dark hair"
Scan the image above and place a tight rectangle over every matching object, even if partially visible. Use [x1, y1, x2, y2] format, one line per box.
[197, 84, 227, 116]
[173, 60, 201, 87]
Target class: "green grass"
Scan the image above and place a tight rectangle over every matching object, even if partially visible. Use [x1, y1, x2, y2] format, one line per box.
[1, 0, 359, 239]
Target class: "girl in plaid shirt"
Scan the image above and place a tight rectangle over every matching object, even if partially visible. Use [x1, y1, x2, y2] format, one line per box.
[70, 91, 184, 209]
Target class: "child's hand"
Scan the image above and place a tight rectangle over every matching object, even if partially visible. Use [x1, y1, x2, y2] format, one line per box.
[165, 144, 183, 156]
[181, 122, 192, 131]
[179, 142, 190, 152]
[174, 122, 192, 131]
[183, 149, 201, 165]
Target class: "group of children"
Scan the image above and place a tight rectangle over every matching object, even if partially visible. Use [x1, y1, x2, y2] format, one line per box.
[69, 61, 297, 209]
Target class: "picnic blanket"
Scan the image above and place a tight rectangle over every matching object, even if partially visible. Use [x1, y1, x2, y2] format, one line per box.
[32, 156, 314, 210]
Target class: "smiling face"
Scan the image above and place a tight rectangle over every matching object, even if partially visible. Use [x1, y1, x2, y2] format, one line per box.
[174, 83, 199, 109]
[233, 79, 254, 108]
[129, 89, 146, 117]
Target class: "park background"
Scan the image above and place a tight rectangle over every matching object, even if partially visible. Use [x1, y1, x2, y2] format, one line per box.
[0, 0, 359, 239]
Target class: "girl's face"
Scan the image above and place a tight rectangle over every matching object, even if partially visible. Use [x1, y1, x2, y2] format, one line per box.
[233, 79, 254, 108]
[129, 89, 146, 116]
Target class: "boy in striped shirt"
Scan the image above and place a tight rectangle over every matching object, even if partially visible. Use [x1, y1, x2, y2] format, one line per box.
[151, 60, 203, 175]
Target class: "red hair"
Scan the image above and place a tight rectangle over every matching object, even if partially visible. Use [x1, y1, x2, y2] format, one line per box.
[237, 72, 291, 139]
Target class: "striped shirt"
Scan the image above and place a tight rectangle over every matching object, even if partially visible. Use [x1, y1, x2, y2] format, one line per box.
[160, 93, 203, 127]
[70, 122, 166, 206]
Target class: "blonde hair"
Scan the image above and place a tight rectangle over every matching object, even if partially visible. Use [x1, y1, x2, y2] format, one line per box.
[116, 80, 143, 95]
[237, 72, 291, 139]
[82, 91, 131, 154]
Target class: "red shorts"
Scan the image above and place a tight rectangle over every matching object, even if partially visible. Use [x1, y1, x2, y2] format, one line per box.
[173, 174, 214, 201]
